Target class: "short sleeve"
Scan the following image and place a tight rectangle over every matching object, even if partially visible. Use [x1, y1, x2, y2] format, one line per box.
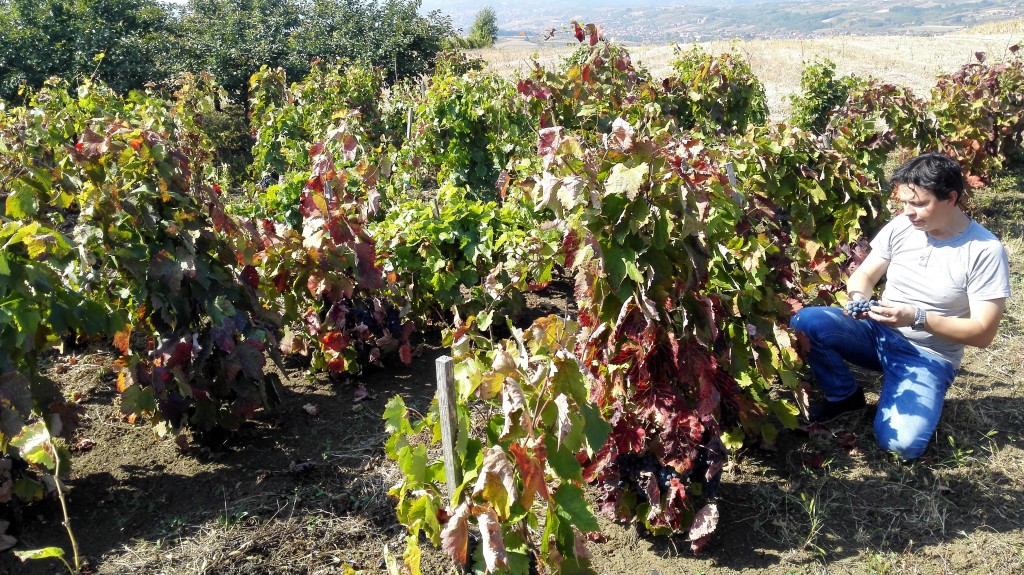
[869, 219, 898, 260]
[968, 240, 1011, 301]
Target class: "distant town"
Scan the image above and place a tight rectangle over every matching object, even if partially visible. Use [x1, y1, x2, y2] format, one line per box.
[424, 0, 1024, 44]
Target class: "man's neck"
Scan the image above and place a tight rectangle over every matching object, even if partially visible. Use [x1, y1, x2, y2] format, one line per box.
[927, 210, 970, 240]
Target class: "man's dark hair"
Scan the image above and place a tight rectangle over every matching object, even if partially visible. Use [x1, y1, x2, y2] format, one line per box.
[890, 153, 966, 204]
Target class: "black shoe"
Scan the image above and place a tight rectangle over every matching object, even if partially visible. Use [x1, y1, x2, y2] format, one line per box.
[808, 387, 866, 422]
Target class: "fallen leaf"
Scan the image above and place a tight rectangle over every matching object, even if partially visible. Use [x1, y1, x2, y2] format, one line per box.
[302, 403, 320, 416]
[802, 452, 827, 470]
[73, 438, 97, 452]
[353, 385, 376, 403]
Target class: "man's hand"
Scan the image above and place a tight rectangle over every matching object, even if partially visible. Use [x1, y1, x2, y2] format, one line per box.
[866, 299, 916, 328]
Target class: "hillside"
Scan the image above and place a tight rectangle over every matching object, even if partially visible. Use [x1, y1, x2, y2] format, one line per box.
[478, 22, 1024, 119]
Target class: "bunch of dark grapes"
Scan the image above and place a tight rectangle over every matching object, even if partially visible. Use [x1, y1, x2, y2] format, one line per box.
[343, 300, 403, 338]
[655, 465, 683, 492]
[615, 452, 657, 498]
[844, 299, 874, 318]
[615, 452, 689, 501]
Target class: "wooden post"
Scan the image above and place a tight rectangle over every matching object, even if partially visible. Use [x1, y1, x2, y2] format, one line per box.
[724, 161, 746, 206]
[725, 161, 739, 190]
[435, 355, 461, 499]
[406, 108, 413, 141]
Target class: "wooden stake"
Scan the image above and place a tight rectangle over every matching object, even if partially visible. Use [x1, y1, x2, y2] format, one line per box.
[725, 161, 739, 190]
[725, 161, 746, 206]
[435, 355, 461, 499]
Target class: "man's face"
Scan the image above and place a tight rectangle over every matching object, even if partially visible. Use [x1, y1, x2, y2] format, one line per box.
[895, 183, 958, 235]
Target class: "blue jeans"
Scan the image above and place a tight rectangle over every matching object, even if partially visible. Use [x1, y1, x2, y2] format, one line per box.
[790, 306, 957, 460]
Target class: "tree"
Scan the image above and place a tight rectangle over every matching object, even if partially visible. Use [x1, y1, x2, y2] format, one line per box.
[466, 6, 498, 48]
[175, 0, 456, 103]
[291, 0, 455, 84]
[0, 0, 173, 102]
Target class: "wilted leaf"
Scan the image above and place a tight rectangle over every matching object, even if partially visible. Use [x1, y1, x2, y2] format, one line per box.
[10, 421, 55, 470]
[477, 508, 509, 572]
[500, 379, 528, 438]
[689, 502, 718, 554]
[440, 502, 471, 564]
[113, 328, 132, 355]
[608, 117, 634, 151]
[73, 438, 96, 452]
[508, 442, 548, 507]
[473, 446, 517, 519]
[353, 385, 376, 403]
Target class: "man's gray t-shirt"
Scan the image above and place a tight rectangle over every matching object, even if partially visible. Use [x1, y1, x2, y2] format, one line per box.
[870, 214, 1011, 368]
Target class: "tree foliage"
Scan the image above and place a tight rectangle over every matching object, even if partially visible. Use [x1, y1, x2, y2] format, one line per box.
[466, 6, 499, 48]
[176, 0, 456, 102]
[0, 0, 455, 106]
[0, 0, 173, 102]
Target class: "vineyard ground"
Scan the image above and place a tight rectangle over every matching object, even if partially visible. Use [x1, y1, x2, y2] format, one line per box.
[2, 169, 1022, 575]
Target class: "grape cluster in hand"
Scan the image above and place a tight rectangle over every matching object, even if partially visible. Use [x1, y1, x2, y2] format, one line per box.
[845, 299, 874, 317]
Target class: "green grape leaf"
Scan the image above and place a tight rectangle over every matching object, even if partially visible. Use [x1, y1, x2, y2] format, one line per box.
[543, 434, 583, 482]
[120, 384, 157, 416]
[383, 395, 408, 434]
[13, 546, 65, 561]
[579, 402, 612, 456]
[553, 483, 600, 532]
[604, 162, 648, 200]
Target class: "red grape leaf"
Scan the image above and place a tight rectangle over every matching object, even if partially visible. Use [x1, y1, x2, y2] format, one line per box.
[353, 241, 383, 289]
[509, 441, 549, 508]
[241, 265, 259, 289]
[537, 127, 563, 168]
[572, 21, 585, 42]
[440, 502, 471, 564]
[477, 507, 509, 572]
[802, 451, 826, 470]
